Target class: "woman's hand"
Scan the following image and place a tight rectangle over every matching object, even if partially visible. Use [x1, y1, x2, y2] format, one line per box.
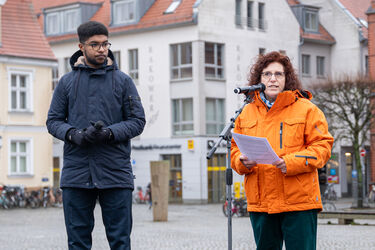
[273, 159, 287, 174]
[239, 155, 257, 170]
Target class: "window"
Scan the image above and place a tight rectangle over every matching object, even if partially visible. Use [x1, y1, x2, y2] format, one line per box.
[259, 48, 265, 55]
[113, 0, 135, 25]
[365, 55, 369, 75]
[258, 3, 265, 30]
[205, 43, 224, 79]
[64, 9, 80, 32]
[52, 66, 59, 90]
[171, 43, 192, 80]
[46, 13, 59, 35]
[9, 70, 32, 111]
[45, 8, 80, 35]
[165, 0, 181, 14]
[64, 57, 71, 74]
[302, 54, 311, 75]
[304, 10, 318, 32]
[247, 1, 254, 28]
[9, 140, 31, 175]
[172, 98, 193, 135]
[235, 0, 242, 26]
[316, 56, 325, 77]
[113, 51, 121, 69]
[279, 50, 286, 55]
[128, 49, 138, 80]
[206, 98, 225, 135]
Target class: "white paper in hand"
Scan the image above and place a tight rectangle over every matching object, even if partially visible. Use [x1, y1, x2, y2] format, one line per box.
[232, 132, 281, 164]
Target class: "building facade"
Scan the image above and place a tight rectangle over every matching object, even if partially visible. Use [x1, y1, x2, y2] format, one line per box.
[33, 0, 300, 203]
[0, 0, 57, 188]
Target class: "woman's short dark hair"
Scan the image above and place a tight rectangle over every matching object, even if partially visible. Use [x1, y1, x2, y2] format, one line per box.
[77, 21, 109, 43]
[248, 51, 302, 91]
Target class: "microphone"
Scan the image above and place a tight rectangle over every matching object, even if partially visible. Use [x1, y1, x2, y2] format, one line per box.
[234, 83, 266, 94]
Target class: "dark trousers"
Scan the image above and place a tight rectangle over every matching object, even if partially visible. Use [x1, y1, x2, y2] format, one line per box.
[62, 187, 133, 250]
[249, 210, 318, 250]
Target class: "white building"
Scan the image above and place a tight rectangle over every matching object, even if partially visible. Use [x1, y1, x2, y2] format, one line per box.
[33, 0, 300, 203]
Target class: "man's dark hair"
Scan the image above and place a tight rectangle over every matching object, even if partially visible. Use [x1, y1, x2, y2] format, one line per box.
[77, 21, 109, 43]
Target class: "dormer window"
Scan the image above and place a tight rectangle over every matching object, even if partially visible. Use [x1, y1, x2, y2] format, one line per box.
[165, 0, 181, 14]
[43, 3, 101, 36]
[45, 7, 80, 35]
[304, 9, 318, 32]
[113, 0, 136, 25]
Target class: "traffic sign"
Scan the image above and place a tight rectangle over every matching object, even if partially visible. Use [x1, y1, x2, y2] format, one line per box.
[360, 148, 366, 157]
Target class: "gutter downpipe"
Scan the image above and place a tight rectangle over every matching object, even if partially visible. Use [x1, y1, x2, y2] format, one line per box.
[298, 37, 305, 79]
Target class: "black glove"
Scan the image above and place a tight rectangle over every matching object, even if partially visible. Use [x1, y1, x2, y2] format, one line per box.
[66, 128, 87, 146]
[84, 121, 113, 144]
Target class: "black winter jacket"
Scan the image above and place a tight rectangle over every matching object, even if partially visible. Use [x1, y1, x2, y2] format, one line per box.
[46, 50, 145, 190]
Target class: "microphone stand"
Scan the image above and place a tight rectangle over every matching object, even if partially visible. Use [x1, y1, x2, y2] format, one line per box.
[207, 93, 253, 250]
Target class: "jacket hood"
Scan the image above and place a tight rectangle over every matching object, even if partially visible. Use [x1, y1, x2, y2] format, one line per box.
[69, 49, 117, 70]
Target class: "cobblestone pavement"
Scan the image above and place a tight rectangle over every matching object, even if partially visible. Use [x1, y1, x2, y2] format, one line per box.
[1, 203, 375, 250]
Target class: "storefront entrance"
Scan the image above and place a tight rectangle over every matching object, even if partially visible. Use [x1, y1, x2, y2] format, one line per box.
[162, 154, 183, 203]
[207, 154, 226, 203]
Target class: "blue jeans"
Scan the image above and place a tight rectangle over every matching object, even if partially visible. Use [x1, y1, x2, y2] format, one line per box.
[62, 188, 132, 250]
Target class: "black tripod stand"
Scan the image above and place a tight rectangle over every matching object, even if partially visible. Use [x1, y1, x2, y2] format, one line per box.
[207, 94, 253, 250]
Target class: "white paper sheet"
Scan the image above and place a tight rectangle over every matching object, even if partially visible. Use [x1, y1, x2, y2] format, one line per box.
[232, 132, 281, 164]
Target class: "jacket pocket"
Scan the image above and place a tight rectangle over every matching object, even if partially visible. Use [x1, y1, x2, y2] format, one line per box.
[283, 173, 311, 205]
[283, 118, 305, 148]
[239, 119, 257, 136]
[244, 168, 259, 204]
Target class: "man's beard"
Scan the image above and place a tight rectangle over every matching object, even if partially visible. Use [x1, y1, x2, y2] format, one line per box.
[83, 50, 107, 67]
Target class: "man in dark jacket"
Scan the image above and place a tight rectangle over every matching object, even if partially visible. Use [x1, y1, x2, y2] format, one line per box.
[46, 21, 145, 250]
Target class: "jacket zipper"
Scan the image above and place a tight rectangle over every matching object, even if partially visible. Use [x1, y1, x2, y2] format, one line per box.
[295, 155, 317, 165]
[279, 122, 283, 149]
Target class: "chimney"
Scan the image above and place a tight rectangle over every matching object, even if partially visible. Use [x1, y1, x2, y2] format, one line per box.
[366, 0, 375, 184]
[0, 0, 7, 47]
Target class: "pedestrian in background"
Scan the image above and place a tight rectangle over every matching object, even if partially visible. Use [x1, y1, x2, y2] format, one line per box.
[231, 51, 333, 250]
[46, 21, 145, 250]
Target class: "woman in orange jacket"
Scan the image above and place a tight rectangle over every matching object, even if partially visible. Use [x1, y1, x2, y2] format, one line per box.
[231, 51, 333, 250]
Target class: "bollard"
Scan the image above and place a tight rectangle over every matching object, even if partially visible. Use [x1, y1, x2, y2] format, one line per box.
[150, 160, 170, 221]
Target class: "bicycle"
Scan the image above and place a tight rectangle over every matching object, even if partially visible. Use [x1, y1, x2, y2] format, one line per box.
[367, 183, 375, 204]
[222, 197, 247, 217]
[323, 183, 337, 201]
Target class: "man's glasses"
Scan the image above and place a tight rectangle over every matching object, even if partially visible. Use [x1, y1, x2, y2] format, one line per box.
[84, 42, 111, 51]
[261, 71, 285, 80]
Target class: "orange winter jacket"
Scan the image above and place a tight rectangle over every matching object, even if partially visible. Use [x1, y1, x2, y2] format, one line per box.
[231, 90, 333, 214]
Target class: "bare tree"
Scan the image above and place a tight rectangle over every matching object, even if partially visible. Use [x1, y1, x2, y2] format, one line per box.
[310, 75, 374, 208]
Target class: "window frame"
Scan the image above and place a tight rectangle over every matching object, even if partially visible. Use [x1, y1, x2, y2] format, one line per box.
[8, 138, 33, 176]
[302, 54, 311, 76]
[304, 10, 318, 32]
[45, 7, 80, 36]
[247, 1, 254, 28]
[128, 49, 138, 81]
[205, 42, 225, 80]
[235, 0, 242, 26]
[258, 2, 265, 30]
[112, 0, 136, 25]
[8, 67, 34, 112]
[206, 98, 225, 135]
[316, 56, 325, 77]
[172, 98, 194, 136]
[170, 43, 193, 80]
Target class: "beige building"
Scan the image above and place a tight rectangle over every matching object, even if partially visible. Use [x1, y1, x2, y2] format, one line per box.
[0, 0, 57, 188]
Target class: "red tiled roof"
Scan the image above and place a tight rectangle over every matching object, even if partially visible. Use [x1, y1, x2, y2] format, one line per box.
[286, 0, 301, 5]
[31, 0, 196, 44]
[0, 0, 56, 60]
[301, 25, 336, 44]
[338, 0, 370, 39]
